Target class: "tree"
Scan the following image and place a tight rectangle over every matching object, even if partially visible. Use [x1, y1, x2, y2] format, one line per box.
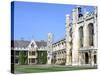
[37, 51, 47, 64]
[19, 51, 27, 65]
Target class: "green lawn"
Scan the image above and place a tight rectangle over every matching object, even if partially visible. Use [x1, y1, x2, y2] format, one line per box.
[15, 65, 97, 73]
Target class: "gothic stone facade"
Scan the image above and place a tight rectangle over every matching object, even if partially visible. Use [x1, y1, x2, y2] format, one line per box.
[47, 6, 97, 66]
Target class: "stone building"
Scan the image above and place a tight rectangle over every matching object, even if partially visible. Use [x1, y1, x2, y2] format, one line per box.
[11, 6, 97, 66]
[11, 40, 47, 65]
[52, 38, 66, 65]
[49, 6, 97, 66]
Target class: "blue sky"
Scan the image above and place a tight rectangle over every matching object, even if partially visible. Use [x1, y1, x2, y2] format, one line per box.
[13, 1, 94, 41]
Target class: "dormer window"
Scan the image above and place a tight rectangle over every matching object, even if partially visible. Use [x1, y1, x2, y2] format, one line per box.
[31, 43, 34, 47]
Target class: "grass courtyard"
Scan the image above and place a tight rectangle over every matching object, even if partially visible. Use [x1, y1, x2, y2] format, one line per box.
[15, 64, 97, 73]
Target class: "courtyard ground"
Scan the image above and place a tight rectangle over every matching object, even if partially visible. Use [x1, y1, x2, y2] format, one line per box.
[15, 64, 97, 74]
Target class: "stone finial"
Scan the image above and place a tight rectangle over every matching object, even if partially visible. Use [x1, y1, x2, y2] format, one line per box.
[66, 14, 70, 17]
[86, 12, 89, 15]
[65, 14, 70, 27]
[94, 6, 97, 15]
[72, 8, 75, 12]
[48, 32, 53, 43]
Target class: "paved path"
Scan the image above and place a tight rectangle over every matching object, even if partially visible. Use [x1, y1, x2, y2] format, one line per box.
[15, 71, 25, 74]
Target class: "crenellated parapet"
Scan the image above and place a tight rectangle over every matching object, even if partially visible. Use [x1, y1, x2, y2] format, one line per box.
[77, 12, 95, 23]
[51, 6, 97, 66]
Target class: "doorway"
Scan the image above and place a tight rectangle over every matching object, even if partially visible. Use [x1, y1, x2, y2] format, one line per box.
[94, 55, 97, 64]
[85, 52, 89, 64]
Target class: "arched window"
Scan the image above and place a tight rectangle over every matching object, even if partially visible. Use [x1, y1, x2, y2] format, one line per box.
[88, 23, 94, 46]
[79, 26, 83, 47]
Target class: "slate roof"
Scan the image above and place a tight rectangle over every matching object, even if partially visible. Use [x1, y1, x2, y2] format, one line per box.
[52, 38, 66, 45]
[11, 40, 30, 48]
[36, 41, 47, 48]
[11, 40, 47, 48]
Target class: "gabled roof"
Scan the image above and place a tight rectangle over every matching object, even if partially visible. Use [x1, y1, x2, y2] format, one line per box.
[11, 40, 47, 49]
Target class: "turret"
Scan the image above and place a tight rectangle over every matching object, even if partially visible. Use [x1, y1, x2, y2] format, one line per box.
[72, 6, 82, 24]
[72, 6, 82, 66]
[65, 14, 72, 65]
[65, 14, 70, 41]
[47, 32, 53, 64]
